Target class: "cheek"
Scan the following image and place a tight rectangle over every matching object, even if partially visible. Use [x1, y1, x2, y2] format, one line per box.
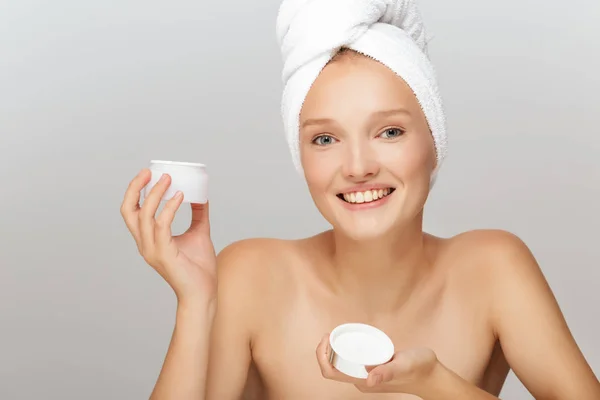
[301, 147, 336, 192]
[381, 136, 435, 179]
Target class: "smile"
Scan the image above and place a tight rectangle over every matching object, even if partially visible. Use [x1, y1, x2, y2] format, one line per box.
[336, 188, 396, 204]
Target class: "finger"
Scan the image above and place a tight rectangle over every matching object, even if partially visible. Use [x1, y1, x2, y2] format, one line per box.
[316, 334, 363, 384]
[188, 200, 210, 234]
[139, 173, 171, 251]
[365, 368, 386, 387]
[367, 361, 396, 385]
[155, 190, 184, 256]
[316, 334, 331, 367]
[120, 169, 151, 243]
[365, 360, 392, 386]
[316, 333, 335, 378]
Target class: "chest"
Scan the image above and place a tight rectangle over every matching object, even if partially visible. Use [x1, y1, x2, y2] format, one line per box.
[250, 291, 497, 400]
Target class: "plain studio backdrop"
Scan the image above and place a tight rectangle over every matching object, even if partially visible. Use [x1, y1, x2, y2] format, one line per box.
[1, 0, 598, 399]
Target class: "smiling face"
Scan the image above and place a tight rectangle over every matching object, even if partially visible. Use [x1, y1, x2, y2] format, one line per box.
[299, 49, 437, 241]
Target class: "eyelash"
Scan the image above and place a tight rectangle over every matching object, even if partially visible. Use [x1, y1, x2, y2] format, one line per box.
[379, 127, 405, 139]
[311, 127, 405, 146]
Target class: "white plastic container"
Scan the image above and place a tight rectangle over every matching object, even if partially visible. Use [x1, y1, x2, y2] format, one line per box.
[143, 160, 208, 204]
[329, 323, 395, 379]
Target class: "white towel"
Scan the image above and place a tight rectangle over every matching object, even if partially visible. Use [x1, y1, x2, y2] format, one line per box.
[276, 0, 447, 182]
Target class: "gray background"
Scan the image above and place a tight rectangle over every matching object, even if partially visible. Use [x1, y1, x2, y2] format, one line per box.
[1, 0, 598, 399]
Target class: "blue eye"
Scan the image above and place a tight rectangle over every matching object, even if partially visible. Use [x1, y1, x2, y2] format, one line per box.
[313, 135, 337, 146]
[379, 128, 405, 139]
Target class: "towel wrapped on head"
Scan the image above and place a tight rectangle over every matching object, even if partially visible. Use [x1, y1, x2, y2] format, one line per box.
[276, 0, 447, 182]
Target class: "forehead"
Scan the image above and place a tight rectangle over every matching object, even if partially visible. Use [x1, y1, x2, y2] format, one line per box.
[300, 53, 422, 121]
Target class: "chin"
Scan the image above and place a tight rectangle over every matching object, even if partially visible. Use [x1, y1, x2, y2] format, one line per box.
[336, 220, 397, 242]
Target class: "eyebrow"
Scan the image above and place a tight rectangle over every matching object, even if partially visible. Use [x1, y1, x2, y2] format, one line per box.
[301, 108, 411, 129]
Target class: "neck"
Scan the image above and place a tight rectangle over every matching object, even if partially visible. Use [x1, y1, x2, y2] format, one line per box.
[325, 217, 432, 314]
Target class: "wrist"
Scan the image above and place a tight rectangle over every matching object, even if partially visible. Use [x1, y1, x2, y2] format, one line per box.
[177, 294, 217, 316]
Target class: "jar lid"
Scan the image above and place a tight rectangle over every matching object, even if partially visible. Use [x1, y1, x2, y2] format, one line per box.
[150, 160, 205, 168]
[329, 323, 394, 366]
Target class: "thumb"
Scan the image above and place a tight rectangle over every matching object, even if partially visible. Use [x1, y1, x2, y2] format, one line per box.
[366, 363, 395, 387]
[188, 201, 210, 233]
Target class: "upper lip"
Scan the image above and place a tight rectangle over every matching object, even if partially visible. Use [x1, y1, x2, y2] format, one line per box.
[337, 184, 395, 195]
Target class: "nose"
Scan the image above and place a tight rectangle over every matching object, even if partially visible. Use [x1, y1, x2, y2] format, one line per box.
[341, 141, 379, 180]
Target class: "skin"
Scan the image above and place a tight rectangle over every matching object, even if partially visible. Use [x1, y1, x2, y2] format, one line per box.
[121, 49, 600, 399]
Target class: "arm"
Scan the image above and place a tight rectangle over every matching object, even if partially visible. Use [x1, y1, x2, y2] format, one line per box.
[318, 337, 503, 399]
[346, 231, 599, 399]
[205, 240, 264, 400]
[149, 240, 259, 400]
[488, 232, 600, 399]
[119, 170, 221, 400]
[420, 231, 599, 399]
[149, 298, 216, 400]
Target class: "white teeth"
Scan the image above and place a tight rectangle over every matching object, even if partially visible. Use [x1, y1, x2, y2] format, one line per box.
[356, 192, 364, 203]
[340, 188, 393, 204]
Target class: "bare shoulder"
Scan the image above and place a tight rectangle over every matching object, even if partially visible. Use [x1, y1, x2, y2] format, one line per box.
[210, 237, 302, 354]
[436, 229, 545, 316]
[215, 237, 305, 304]
[216, 237, 299, 284]
[216, 237, 291, 270]
[448, 228, 530, 252]
[442, 228, 539, 276]
[442, 229, 557, 328]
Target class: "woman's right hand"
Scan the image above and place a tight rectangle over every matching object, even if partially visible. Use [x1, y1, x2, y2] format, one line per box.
[120, 168, 217, 304]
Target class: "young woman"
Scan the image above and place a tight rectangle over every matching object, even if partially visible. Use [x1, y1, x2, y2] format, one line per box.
[120, 2, 600, 399]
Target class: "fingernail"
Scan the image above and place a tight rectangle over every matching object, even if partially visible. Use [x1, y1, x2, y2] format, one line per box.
[374, 374, 382, 385]
[159, 173, 167, 181]
[174, 191, 183, 198]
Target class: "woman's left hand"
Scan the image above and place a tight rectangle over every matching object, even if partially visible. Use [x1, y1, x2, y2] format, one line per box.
[316, 333, 440, 394]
